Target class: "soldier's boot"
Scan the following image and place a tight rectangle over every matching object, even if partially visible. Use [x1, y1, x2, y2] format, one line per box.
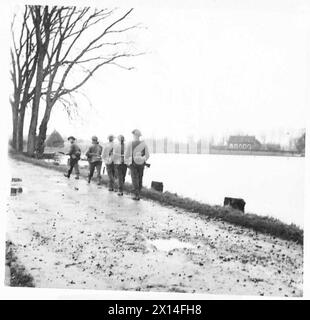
[132, 192, 140, 201]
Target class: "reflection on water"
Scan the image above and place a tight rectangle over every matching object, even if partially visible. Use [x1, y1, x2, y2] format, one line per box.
[143, 154, 304, 227]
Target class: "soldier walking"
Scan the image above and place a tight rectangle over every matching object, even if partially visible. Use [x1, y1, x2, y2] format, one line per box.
[86, 136, 103, 184]
[125, 129, 150, 200]
[113, 135, 127, 196]
[64, 136, 81, 179]
[103, 135, 116, 191]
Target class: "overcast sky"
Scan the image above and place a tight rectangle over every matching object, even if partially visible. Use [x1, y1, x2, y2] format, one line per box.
[11, 0, 310, 143]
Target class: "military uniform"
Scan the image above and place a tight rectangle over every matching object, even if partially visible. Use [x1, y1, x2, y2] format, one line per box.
[114, 138, 127, 194]
[125, 130, 150, 200]
[103, 139, 115, 191]
[64, 138, 81, 179]
[86, 139, 103, 183]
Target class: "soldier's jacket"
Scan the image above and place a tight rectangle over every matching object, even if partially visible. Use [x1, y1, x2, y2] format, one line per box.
[103, 142, 115, 165]
[125, 140, 150, 166]
[67, 143, 81, 160]
[86, 144, 103, 163]
[113, 142, 127, 165]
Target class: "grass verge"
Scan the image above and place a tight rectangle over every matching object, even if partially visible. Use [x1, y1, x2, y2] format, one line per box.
[5, 240, 35, 287]
[9, 151, 303, 245]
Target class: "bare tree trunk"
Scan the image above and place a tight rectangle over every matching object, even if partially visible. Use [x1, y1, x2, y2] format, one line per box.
[17, 105, 26, 152]
[10, 92, 21, 150]
[36, 103, 53, 156]
[27, 6, 51, 156]
[27, 58, 43, 156]
[11, 102, 18, 150]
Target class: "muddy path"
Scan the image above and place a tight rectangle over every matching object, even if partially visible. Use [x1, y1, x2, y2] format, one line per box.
[6, 159, 303, 296]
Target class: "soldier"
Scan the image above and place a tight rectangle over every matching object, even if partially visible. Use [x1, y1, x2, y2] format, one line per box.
[125, 129, 150, 200]
[64, 136, 81, 179]
[103, 135, 116, 191]
[85, 136, 103, 184]
[113, 135, 127, 196]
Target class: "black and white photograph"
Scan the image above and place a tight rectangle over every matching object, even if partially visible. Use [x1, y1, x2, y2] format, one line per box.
[0, 0, 309, 301]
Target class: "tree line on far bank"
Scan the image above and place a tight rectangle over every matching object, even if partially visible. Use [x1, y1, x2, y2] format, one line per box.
[295, 132, 306, 155]
[10, 5, 140, 157]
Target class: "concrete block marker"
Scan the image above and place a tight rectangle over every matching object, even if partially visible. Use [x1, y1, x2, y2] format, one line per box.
[224, 197, 246, 212]
[11, 187, 23, 196]
[151, 181, 164, 192]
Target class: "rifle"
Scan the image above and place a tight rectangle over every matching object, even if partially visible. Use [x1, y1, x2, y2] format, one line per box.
[58, 150, 81, 160]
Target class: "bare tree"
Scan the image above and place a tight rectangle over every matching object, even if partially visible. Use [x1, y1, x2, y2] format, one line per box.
[22, 5, 140, 156]
[10, 7, 37, 151]
[11, 5, 141, 156]
[27, 6, 59, 155]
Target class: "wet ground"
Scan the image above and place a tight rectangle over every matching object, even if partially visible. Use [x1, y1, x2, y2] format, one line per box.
[6, 159, 303, 296]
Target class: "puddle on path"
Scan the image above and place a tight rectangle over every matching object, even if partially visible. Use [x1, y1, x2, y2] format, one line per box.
[148, 238, 195, 252]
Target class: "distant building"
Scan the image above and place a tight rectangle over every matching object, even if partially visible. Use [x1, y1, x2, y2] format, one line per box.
[227, 135, 261, 151]
[46, 130, 64, 148]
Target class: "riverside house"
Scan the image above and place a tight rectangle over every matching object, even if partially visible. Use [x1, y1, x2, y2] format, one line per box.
[228, 135, 261, 151]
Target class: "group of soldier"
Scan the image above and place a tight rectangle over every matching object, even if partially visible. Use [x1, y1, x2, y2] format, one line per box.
[63, 129, 150, 201]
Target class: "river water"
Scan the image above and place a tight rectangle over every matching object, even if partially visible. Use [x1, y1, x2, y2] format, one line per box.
[142, 154, 305, 227]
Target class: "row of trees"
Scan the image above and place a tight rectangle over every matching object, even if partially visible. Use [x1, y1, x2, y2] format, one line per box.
[295, 132, 306, 155]
[10, 5, 139, 156]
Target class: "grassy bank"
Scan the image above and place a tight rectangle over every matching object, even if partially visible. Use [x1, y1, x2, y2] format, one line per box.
[5, 240, 35, 287]
[9, 152, 303, 245]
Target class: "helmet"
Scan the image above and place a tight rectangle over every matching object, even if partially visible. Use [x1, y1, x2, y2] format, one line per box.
[132, 129, 142, 137]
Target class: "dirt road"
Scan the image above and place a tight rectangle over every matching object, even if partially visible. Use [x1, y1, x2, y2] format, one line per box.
[6, 159, 303, 296]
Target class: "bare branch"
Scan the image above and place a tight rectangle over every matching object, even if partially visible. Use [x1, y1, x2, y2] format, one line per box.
[52, 8, 135, 101]
[57, 52, 139, 99]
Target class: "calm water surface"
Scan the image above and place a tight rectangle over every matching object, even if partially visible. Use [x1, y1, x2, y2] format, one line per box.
[142, 154, 304, 227]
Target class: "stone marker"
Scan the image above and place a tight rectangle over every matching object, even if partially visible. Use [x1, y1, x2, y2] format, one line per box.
[11, 187, 23, 196]
[151, 181, 164, 192]
[224, 197, 245, 212]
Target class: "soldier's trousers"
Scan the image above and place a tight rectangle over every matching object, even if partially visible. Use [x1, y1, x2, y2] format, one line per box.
[106, 163, 115, 190]
[115, 164, 127, 192]
[88, 161, 102, 181]
[67, 158, 79, 177]
[74, 162, 80, 176]
[130, 164, 144, 197]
